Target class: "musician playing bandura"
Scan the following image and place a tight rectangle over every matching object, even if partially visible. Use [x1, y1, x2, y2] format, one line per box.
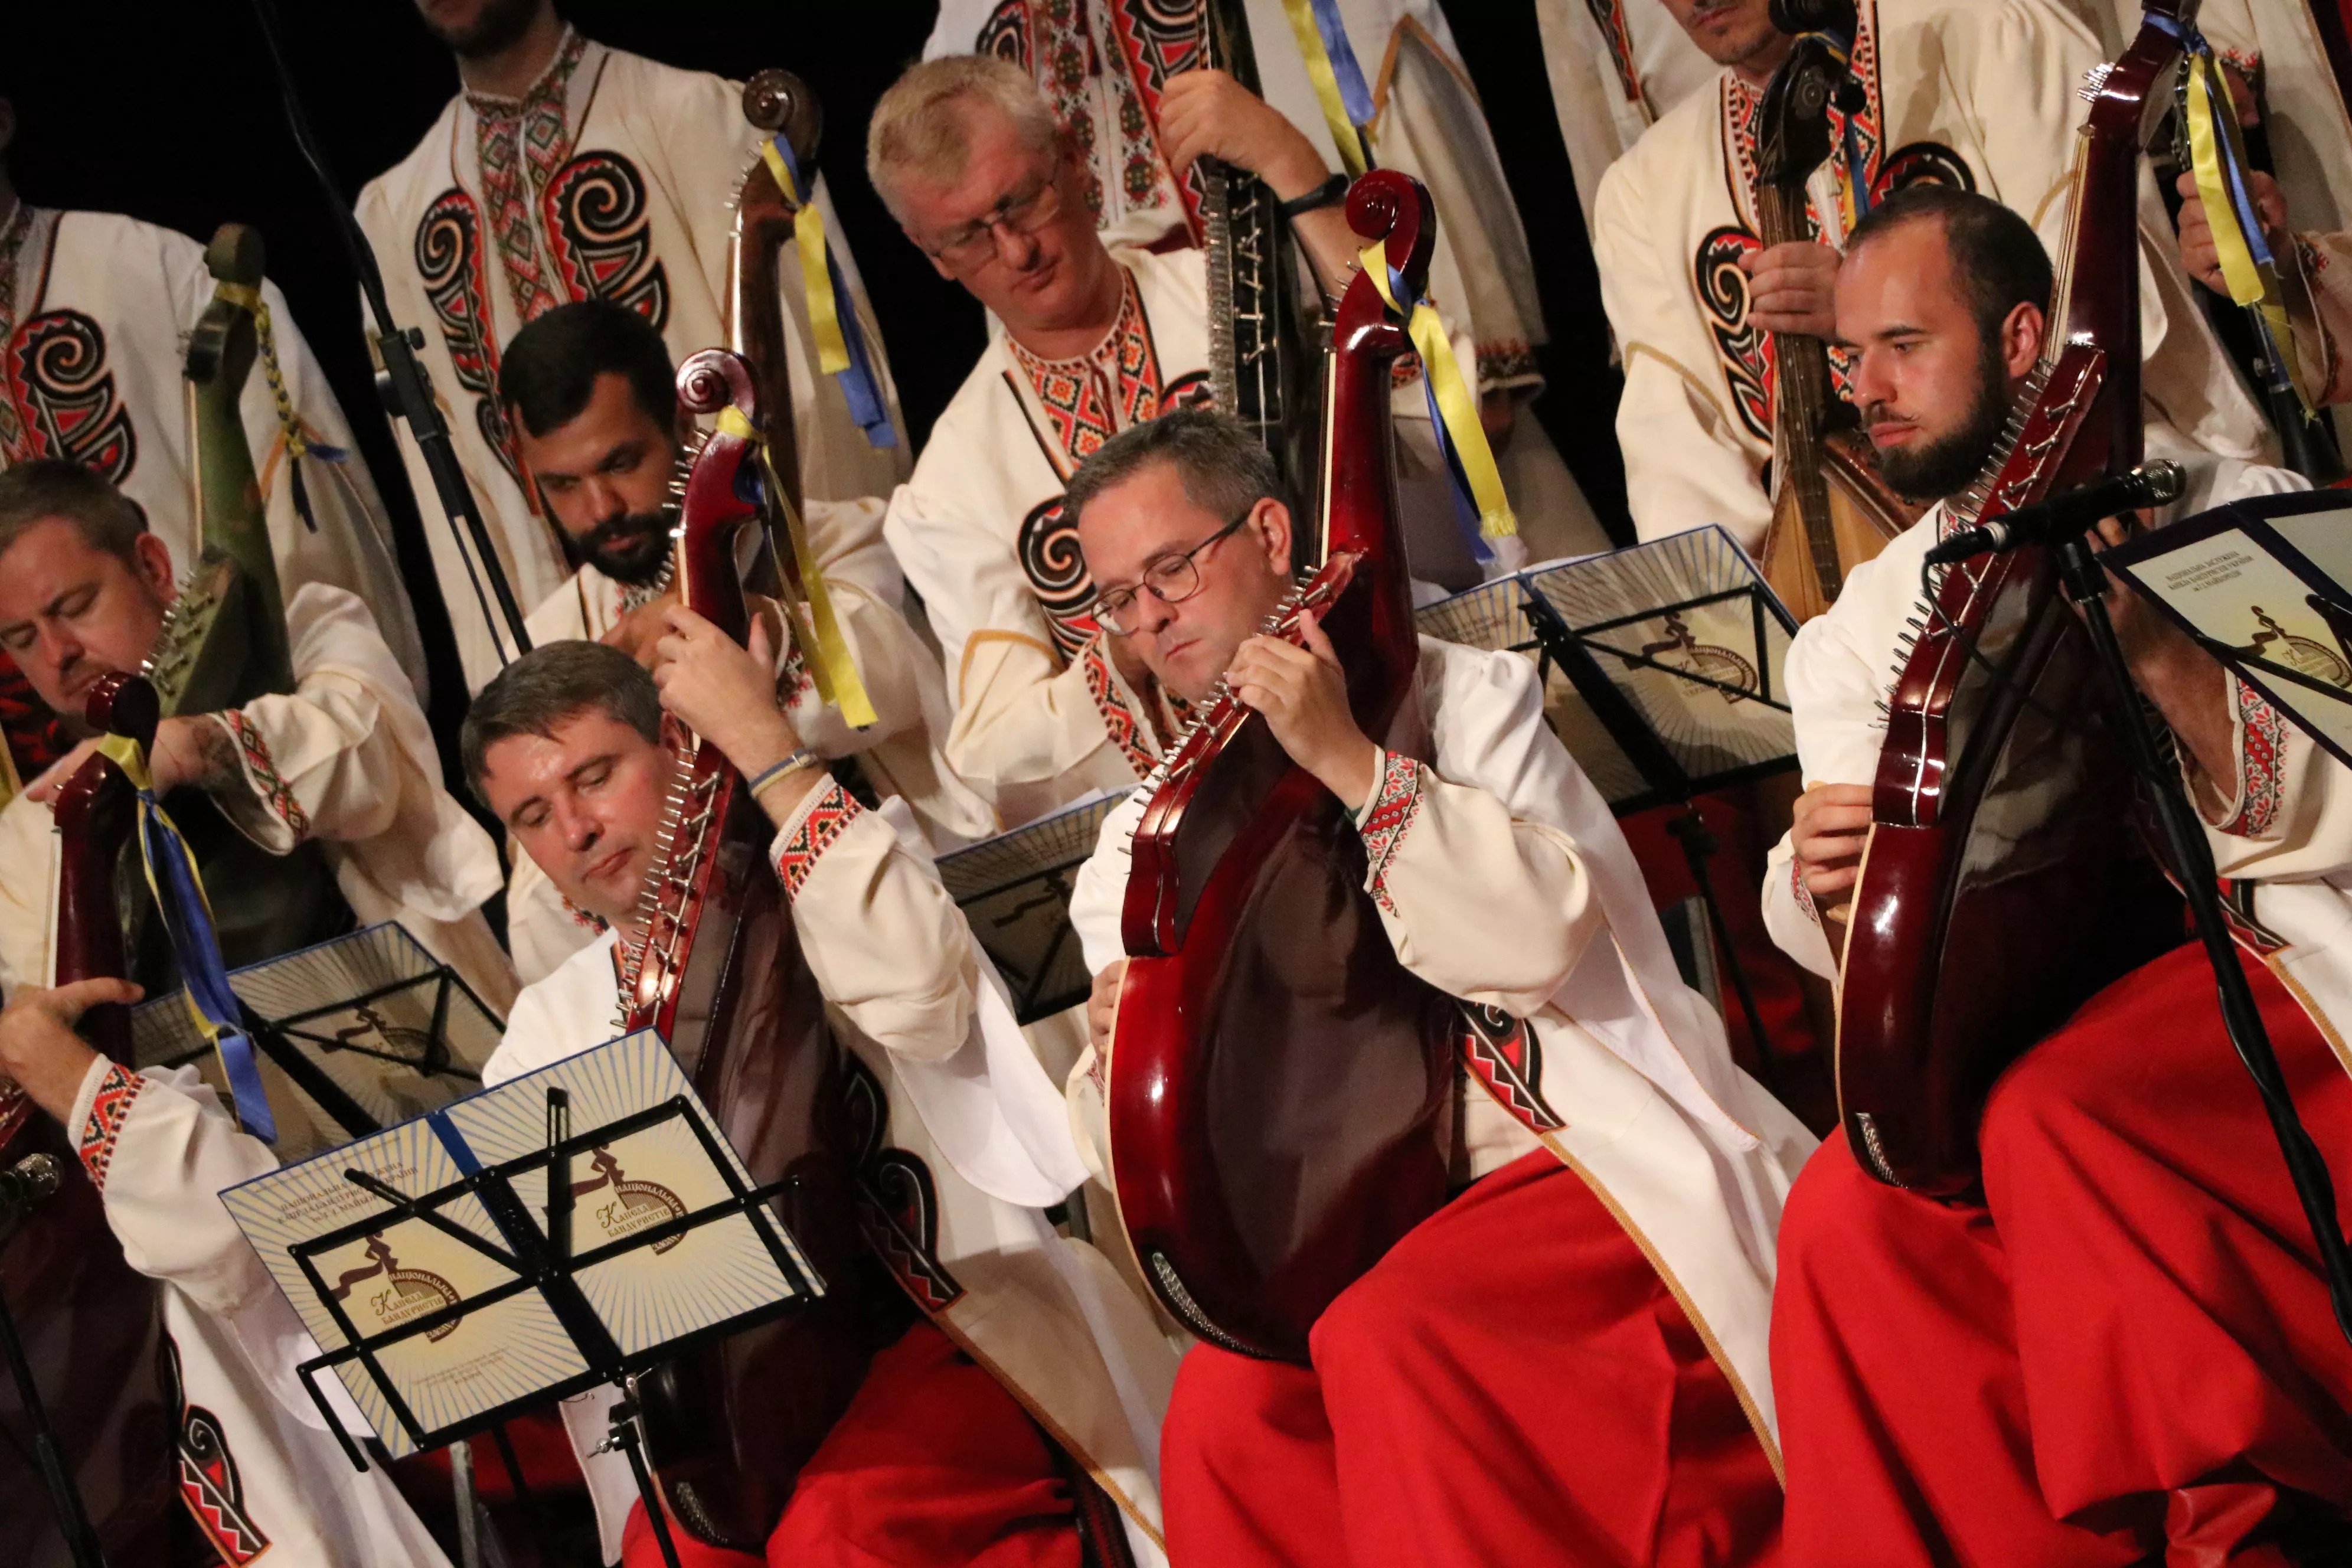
[1593, 0, 2272, 550]
[1062, 411, 1814, 1566]
[0, 979, 460, 1565]
[1758, 186, 2352, 1560]
[469, 638, 1177, 1568]
[360, 0, 912, 692]
[490, 301, 987, 982]
[0, 460, 514, 1008]
[868, 56, 1514, 829]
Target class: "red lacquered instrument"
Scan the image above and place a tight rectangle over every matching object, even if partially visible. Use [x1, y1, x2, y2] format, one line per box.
[1835, 1, 2193, 1195]
[1, 672, 191, 1563]
[616, 351, 876, 1552]
[1108, 171, 1462, 1363]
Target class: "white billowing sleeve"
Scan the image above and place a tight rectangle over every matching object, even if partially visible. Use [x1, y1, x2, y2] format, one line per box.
[66, 1057, 276, 1318]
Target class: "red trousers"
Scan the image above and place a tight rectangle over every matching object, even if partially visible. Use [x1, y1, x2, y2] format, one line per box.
[620, 1320, 1081, 1568]
[1162, 1148, 1785, 1567]
[1774, 943, 2352, 1565]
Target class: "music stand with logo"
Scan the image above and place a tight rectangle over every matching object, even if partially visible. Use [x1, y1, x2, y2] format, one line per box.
[221, 1030, 828, 1568]
[1419, 525, 1802, 1077]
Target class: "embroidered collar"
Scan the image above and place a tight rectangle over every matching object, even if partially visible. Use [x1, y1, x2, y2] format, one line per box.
[1004, 267, 1162, 470]
[462, 25, 587, 115]
[1005, 266, 1146, 383]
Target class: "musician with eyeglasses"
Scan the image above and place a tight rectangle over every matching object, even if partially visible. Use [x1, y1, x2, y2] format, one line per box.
[867, 54, 1524, 832]
[1060, 410, 1812, 1567]
[466, 637, 1177, 1568]
[1755, 185, 2352, 1563]
[358, 0, 913, 694]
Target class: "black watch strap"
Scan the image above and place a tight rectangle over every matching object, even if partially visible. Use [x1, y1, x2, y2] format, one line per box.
[1276, 172, 1351, 221]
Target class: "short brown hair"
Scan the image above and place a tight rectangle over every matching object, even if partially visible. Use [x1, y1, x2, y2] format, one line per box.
[0, 459, 151, 567]
[460, 641, 662, 803]
[1060, 409, 1291, 533]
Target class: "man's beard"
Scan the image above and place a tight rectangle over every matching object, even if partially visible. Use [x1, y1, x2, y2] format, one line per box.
[563, 507, 674, 587]
[1869, 348, 2014, 504]
[424, 0, 540, 60]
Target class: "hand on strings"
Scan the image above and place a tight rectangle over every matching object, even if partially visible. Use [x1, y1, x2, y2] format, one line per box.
[1087, 959, 1125, 1054]
[1229, 612, 1379, 808]
[0, 976, 139, 1122]
[1158, 70, 1328, 200]
[602, 587, 683, 669]
[2175, 168, 2286, 296]
[649, 606, 805, 781]
[1789, 781, 1874, 919]
[1739, 241, 1842, 338]
[22, 716, 235, 806]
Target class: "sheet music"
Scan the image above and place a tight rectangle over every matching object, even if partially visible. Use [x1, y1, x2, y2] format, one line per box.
[129, 922, 501, 1161]
[221, 1030, 812, 1454]
[1419, 527, 1799, 807]
[937, 790, 1122, 1021]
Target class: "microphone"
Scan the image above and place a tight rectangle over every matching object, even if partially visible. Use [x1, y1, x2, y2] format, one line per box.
[0, 1153, 60, 1233]
[1923, 460, 2186, 566]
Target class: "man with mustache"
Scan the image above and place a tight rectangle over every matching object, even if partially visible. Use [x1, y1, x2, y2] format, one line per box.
[1592, 0, 2272, 554]
[492, 300, 988, 983]
[1059, 410, 1812, 1567]
[1758, 185, 2352, 1562]
[360, 0, 912, 693]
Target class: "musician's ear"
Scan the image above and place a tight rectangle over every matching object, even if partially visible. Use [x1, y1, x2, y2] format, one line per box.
[1249, 498, 1293, 573]
[1997, 299, 2045, 385]
[129, 533, 175, 602]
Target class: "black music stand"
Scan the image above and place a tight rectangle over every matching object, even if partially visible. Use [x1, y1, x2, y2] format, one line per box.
[937, 794, 1123, 1024]
[1419, 527, 1802, 1082]
[223, 1034, 827, 1568]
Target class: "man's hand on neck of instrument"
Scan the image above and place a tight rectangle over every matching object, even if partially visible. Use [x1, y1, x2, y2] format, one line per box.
[1157, 69, 1361, 302]
[646, 605, 826, 832]
[1227, 610, 1381, 810]
[0, 977, 141, 1125]
[22, 714, 243, 808]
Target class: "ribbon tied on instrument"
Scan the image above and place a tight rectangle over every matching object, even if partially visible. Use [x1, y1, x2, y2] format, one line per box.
[1279, 0, 1378, 180]
[712, 404, 877, 729]
[2154, 15, 2314, 416]
[93, 731, 276, 1143]
[1358, 243, 1518, 556]
[757, 135, 899, 450]
[213, 280, 350, 536]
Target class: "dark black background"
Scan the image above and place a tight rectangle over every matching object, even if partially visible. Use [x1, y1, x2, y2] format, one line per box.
[1, 0, 1625, 753]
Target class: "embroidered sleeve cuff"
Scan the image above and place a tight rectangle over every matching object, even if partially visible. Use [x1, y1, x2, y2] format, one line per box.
[74, 1059, 145, 1193]
[217, 710, 312, 847]
[1790, 853, 1823, 928]
[770, 778, 864, 900]
[1080, 635, 1158, 777]
[2210, 672, 2286, 837]
[1354, 751, 1427, 915]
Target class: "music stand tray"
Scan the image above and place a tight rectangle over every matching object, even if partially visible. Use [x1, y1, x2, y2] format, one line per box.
[2103, 488, 2352, 769]
[936, 791, 1123, 1023]
[129, 922, 502, 1162]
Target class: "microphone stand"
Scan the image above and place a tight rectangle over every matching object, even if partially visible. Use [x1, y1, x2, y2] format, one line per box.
[2052, 530, 2352, 1347]
[0, 1194, 109, 1568]
[242, 0, 533, 664]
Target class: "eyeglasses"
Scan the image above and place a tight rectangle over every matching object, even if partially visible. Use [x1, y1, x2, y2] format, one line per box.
[923, 166, 1065, 269]
[1090, 509, 1253, 636]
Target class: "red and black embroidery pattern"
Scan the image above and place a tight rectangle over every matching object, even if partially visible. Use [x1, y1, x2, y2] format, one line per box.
[470, 28, 589, 325]
[415, 188, 525, 488]
[77, 1060, 143, 1191]
[841, 1052, 965, 1310]
[1876, 141, 1975, 198]
[776, 779, 862, 898]
[0, 201, 37, 460]
[1458, 1004, 1565, 1134]
[221, 710, 311, 840]
[2224, 675, 2288, 837]
[1357, 750, 1426, 915]
[1009, 270, 1167, 469]
[1106, 0, 1208, 237]
[1694, 223, 1773, 444]
[0, 651, 70, 786]
[1586, 0, 1648, 106]
[543, 151, 671, 331]
[1018, 498, 1101, 661]
[1081, 634, 1155, 776]
[163, 1340, 271, 1564]
[6, 309, 136, 482]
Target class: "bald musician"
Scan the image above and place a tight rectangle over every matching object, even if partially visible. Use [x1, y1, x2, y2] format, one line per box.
[1757, 185, 2352, 1562]
[468, 637, 1175, 1567]
[1062, 410, 1812, 1567]
[868, 55, 1522, 829]
[1593, 0, 2273, 550]
[361, 0, 910, 691]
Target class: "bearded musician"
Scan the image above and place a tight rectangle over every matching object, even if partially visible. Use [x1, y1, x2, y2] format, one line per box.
[925, 0, 1610, 564]
[1756, 186, 2352, 1562]
[1593, 0, 2274, 551]
[491, 301, 988, 983]
[467, 638, 1177, 1568]
[0, 460, 512, 1008]
[870, 55, 1510, 829]
[1059, 411, 1811, 1566]
[359, 0, 912, 692]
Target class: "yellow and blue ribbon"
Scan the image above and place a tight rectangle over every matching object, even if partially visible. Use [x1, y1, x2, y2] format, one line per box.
[713, 405, 878, 729]
[759, 135, 898, 450]
[96, 733, 276, 1144]
[2155, 14, 2312, 416]
[1360, 243, 1517, 557]
[1279, 0, 1378, 179]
